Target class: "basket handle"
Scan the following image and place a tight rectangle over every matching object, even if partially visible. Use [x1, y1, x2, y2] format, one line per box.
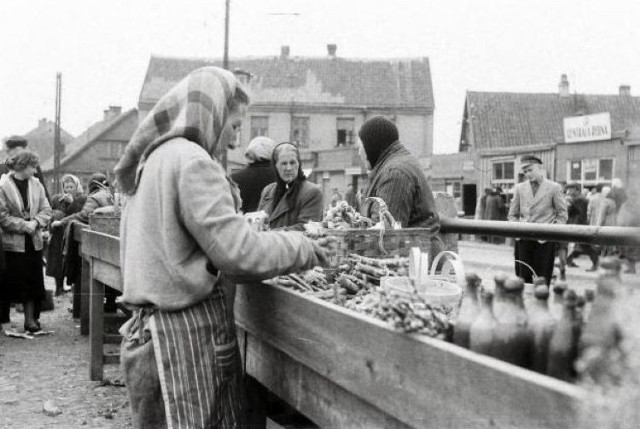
[430, 251, 466, 287]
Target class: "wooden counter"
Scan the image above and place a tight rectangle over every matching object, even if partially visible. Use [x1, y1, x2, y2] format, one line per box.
[80, 229, 586, 428]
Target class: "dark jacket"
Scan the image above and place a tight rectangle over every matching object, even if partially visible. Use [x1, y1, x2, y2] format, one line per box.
[567, 195, 588, 225]
[361, 141, 439, 229]
[59, 188, 113, 226]
[484, 194, 506, 221]
[258, 180, 323, 231]
[230, 161, 276, 213]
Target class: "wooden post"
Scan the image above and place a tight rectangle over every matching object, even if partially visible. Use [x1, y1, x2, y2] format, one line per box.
[89, 260, 106, 381]
[80, 255, 91, 335]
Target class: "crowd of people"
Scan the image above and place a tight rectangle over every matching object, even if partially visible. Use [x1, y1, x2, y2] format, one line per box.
[0, 135, 114, 333]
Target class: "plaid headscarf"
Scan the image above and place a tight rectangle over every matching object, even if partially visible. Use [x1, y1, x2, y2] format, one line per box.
[115, 66, 241, 195]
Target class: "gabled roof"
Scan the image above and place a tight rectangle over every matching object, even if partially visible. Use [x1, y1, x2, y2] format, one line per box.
[0, 120, 74, 162]
[41, 108, 137, 172]
[463, 91, 640, 150]
[139, 55, 434, 111]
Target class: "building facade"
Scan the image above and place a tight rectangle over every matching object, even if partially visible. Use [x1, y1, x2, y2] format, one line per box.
[433, 75, 640, 217]
[41, 106, 138, 193]
[137, 46, 435, 207]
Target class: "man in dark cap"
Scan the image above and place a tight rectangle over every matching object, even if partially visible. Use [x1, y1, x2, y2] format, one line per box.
[357, 115, 439, 231]
[508, 155, 567, 285]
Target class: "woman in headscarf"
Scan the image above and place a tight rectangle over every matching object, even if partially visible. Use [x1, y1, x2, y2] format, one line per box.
[51, 172, 113, 228]
[230, 135, 277, 213]
[258, 142, 323, 231]
[114, 66, 334, 429]
[0, 150, 52, 333]
[46, 174, 86, 295]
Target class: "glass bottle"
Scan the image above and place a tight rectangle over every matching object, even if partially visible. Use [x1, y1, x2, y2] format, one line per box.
[547, 289, 581, 381]
[453, 273, 482, 349]
[528, 284, 557, 374]
[492, 276, 533, 369]
[492, 272, 509, 320]
[576, 275, 623, 384]
[469, 286, 497, 357]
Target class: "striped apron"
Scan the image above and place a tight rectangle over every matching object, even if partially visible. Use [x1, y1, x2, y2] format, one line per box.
[120, 281, 243, 429]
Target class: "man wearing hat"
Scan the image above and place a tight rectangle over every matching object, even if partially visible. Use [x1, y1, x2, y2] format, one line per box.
[508, 155, 567, 285]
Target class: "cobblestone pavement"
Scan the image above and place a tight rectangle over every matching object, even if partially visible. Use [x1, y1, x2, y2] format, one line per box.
[0, 276, 131, 429]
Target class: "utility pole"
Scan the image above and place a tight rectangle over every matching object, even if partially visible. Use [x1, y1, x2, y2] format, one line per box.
[53, 72, 62, 193]
[221, 0, 230, 171]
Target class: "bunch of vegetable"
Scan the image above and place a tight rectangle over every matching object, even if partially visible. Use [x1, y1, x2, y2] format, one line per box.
[323, 201, 373, 229]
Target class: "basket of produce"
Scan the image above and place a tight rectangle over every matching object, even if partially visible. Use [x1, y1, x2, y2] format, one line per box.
[89, 207, 120, 237]
[320, 198, 439, 264]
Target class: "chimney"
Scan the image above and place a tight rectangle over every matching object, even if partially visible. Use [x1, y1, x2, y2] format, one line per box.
[327, 44, 337, 58]
[558, 74, 569, 97]
[619, 85, 631, 96]
[280, 45, 290, 59]
[38, 118, 48, 127]
[103, 105, 122, 120]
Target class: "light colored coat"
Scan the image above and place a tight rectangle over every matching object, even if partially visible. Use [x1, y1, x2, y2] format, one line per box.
[0, 174, 52, 252]
[508, 178, 568, 225]
[120, 139, 325, 311]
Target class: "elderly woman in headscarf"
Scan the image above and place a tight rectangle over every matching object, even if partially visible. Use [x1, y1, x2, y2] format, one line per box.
[230, 136, 277, 213]
[113, 66, 334, 429]
[258, 142, 323, 231]
[0, 150, 52, 333]
[46, 174, 86, 295]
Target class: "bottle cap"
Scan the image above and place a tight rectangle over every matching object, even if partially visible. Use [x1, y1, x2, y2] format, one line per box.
[534, 284, 550, 299]
[504, 276, 525, 292]
[563, 289, 578, 306]
[465, 272, 481, 288]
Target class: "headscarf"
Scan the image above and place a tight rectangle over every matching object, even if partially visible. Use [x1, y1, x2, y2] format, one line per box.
[271, 142, 306, 210]
[61, 173, 84, 195]
[114, 66, 241, 195]
[358, 116, 399, 168]
[245, 136, 276, 163]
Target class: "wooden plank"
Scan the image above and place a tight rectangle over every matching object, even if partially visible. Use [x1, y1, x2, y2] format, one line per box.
[80, 256, 91, 336]
[92, 259, 123, 292]
[72, 253, 82, 319]
[104, 333, 122, 344]
[242, 328, 410, 429]
[103, 353, 120, 365]
[235, 283, 586, 429]
[89, 271, 105, 381]
[81, 230, 120, 266]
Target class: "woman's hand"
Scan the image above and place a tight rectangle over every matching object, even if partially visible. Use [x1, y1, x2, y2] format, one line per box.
[24, 220, 39, 235]
[51, 220, 63, 229]
[312, 236, 338, 260]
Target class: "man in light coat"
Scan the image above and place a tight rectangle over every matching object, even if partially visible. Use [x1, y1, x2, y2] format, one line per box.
[508, 155, 568, 285]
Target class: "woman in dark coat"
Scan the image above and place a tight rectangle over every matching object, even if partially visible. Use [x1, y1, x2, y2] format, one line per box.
[258, 142, 323, 231]
[230, 136, 277, 213]
[46, 174, 86, 295]
[0, 150, 52, 333]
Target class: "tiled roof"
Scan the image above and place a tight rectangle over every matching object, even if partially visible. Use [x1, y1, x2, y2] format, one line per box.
[0, 121, 74, 163]
[41, 109, 137, 172]
[465, 91, 640, 150]
[139, 55, 434, 110]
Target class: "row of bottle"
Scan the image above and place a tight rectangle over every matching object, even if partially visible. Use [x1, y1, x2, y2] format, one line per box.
[452, 257, 625, 383]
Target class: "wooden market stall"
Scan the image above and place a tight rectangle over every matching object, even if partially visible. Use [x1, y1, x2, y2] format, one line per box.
[74, 217, 640, 428]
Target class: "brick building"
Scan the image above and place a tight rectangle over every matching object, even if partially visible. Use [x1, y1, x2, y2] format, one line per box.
[137, 45, 435, 206]
[41, 106, 138, 193]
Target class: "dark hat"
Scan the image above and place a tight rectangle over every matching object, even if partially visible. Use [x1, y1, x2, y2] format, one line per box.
[520, 155, 543, 167]
[358, 116, 399, 167]
[4, 135, 28, 149]
[89, 173, 109, 192]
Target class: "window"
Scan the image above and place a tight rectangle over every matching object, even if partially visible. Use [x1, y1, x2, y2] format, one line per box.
[566, 158, 614, 185]
[336, 118, 355, 147]
[108, 142, 125, 159]
[492, 161, 515, 181]
[291, 116, 309, 148]
[250, 116, 269, 139]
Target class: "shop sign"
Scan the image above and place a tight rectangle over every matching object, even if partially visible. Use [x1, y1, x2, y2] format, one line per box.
[563, 112, 611, 143]
[462, 160, 475, 171]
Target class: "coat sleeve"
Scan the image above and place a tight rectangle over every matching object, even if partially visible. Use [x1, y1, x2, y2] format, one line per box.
[373, 168, 414, 227]
[552, 184, 568, 224]
[60, 194, 101, 225]
[178, 157, 327, 280]
[507, 186, 521, 222]
[279, 184, 323, 232]
[34, 182, 52, 228]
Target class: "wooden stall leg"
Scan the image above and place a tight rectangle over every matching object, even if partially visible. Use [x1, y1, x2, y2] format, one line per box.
[80, 256, 91, 335]
[72, 255, 82, 319]
[89, 264, 106, 381]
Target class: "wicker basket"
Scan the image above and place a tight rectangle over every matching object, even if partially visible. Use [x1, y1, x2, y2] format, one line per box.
[325, 227, 439, 264]
[89, 212, 121, 237]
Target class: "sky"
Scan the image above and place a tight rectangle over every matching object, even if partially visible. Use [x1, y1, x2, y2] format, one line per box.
[1, 0, 639, 154]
